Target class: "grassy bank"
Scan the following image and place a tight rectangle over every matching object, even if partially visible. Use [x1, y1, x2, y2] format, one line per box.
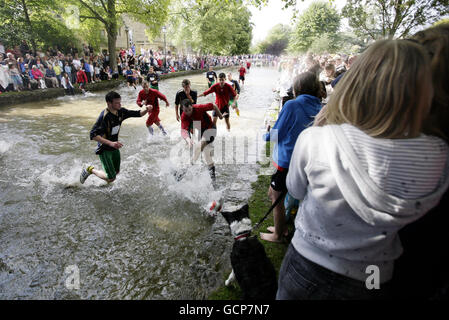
[208, 157, 294, 300]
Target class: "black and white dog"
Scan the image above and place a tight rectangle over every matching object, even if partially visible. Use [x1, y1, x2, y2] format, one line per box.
[221, 204, 278, 300]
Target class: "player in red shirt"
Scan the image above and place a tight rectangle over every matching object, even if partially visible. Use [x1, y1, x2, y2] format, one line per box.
[76, 67, 88, 93]
[238, 64, 246, 85]
[246, 60, 251, 73]
[180, 99, 224, 186]
[198, 73, 236, 131]
[136, 81, 170, 135]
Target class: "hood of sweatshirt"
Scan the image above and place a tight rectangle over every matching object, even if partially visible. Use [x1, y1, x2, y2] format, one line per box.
[324, 125, 449, 227]
[296, 94, 322, 120]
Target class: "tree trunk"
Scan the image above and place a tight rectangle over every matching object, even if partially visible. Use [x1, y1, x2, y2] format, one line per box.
[106, 0, 117, 72]
[107, 29, 117, 72]
[21, 0, 37, 54]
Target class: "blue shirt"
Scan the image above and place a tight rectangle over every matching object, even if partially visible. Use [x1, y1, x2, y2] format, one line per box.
[263, 94, 322, 169]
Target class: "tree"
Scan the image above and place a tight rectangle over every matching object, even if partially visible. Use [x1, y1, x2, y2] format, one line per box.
[342, 0, 449, 40]
[71, 0, 171, 71]
[255, 24, 291, 55]
[0, 0, 77, 53]
[167, 0, 253, 55]
[288, 1, 340, 53]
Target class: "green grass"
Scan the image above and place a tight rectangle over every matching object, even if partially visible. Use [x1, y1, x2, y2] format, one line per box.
[208, 154, 294, 300]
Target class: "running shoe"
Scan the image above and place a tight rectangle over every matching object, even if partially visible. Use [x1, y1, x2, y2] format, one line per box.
[80, 165, 94, 184]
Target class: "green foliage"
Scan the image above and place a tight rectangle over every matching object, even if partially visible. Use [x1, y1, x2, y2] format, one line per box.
[342, 0, 449, 40]
[434, 18, 449, 27]
[0, 0, 79, 51]
[255, 24, 291, 55]
[288, 1, 341, 53]
[168, 0, 252, 55]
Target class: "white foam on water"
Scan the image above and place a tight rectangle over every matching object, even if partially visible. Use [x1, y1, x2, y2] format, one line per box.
[0, 140, 12, 154]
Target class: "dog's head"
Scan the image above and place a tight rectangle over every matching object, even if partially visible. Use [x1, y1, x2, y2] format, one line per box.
[221, 204, 252, 238]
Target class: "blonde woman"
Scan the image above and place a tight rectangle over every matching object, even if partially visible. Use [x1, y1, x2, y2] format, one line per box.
[277, 39, 449, 300]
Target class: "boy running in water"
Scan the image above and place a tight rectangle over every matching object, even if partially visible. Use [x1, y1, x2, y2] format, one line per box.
[175, 79, 198, 122]
[198, 73, 236, 131]
[80, 91, 151, 184]
[238, 64, 246, 85]
[227, 73, 240, 116]
[146, 66, 160, 90]
[136, 81, 170, 135]
[206, 65, 218, 88]
[246, 60, 251, 73]
[76, 67, 88, 93]
[180, 99, 225, 187]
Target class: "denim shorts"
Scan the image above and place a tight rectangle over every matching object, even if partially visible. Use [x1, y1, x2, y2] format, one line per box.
[276, 244, 393, 300]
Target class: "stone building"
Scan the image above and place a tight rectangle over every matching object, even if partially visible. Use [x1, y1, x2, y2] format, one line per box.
[99, 14, 175, 54]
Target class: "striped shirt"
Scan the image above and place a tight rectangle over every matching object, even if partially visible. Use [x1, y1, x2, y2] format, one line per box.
[341, 123, 448, 199]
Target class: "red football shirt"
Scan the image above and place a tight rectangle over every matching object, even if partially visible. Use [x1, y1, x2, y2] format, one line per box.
[202, 83, 236, 111]
[180, 103, 214, 139]
[239, 67, 246, 76]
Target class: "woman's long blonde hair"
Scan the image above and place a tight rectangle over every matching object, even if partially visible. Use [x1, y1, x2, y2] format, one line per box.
[322, 39, 432, 139]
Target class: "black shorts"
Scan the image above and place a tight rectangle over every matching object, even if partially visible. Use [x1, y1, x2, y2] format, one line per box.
[127, 77, 135, 84]
[270, 169, 288, 192]
[213, 105, 230, 119]
[201, 125, 217, 145]
[239, 75, 245, 81]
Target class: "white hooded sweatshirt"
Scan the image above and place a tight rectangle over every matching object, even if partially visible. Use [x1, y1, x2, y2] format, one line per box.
[287, 124, 449, 283]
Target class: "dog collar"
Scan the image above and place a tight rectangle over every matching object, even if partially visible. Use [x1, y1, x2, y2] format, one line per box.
[234, 232, 251, 241]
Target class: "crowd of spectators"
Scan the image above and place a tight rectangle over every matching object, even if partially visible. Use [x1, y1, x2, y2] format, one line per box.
[275, 52, 358, 107]
[0, 39, 277, 95]
[267, 23, 449, 300]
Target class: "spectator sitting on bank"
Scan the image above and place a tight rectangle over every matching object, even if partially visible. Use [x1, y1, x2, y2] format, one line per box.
[9, 63, 23, 91]
[277, 39, 448, 300]
[45, 64, 59, 88]
[31, 65, 46, 89]
[23, 64, 37, 90]
[61, 72, 74, 95]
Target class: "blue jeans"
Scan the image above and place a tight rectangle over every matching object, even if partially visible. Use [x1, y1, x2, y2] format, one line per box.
[276, 244, 393, 300]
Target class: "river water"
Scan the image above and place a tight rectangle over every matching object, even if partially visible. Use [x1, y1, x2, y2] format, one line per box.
[0, 67, 278, 299]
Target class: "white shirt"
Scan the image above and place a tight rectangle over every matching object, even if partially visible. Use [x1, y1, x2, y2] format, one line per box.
[287, 124, 449, 283]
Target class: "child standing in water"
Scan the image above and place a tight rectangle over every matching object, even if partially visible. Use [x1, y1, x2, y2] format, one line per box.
[80, 91, 151, 184]
[136, 81, 170, 135]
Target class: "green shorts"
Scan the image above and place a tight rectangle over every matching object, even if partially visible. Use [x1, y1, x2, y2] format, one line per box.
[208, 80, 215, 88]
[99, 149, 121, 180]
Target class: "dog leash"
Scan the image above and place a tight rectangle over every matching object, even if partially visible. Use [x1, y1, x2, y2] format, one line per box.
[252, 190, 288, 231]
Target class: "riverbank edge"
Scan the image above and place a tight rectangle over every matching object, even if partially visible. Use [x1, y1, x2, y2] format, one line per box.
[0, 66, 233, 107]
[207, 147, 294, 300]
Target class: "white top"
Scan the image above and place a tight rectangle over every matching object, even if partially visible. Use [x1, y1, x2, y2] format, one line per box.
[287, 124, 449, 283]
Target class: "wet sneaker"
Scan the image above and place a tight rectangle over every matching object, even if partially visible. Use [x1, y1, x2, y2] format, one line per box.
[80, 166, 94, 184]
